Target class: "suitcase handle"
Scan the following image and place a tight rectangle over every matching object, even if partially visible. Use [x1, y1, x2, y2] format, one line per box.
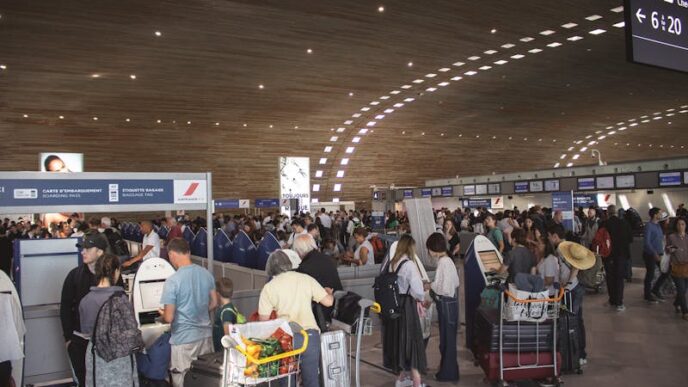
[234, 329, 309, 365]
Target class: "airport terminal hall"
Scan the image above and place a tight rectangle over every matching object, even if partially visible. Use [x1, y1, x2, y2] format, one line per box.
[3, 1, 688, 387]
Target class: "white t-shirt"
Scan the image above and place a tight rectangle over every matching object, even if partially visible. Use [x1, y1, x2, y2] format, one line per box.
[318, 213, 332, 229]
[355, 240, 375, 266]
[431, 256, 460, 298]
[142, 231, 161, 260]
[557, 252, 578, 290]
[537, 254, 559, 293]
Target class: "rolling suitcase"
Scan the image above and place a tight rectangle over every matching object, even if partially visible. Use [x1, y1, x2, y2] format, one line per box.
[558, 310, 583, 374]
[183, 352, 224, 387]
[320, 330, 350, 387]
[476, 344, 561, 382]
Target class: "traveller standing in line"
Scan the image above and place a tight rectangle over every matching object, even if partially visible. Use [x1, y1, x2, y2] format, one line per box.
[643, 208, 669, 303]
[484, 213, 505, 253]
[159, 238, 217, 387]
[426, 233, 460, 382]
[667, 217, 688, 320]
[60, 233, 109, 387]
[603, 205, 633, 311]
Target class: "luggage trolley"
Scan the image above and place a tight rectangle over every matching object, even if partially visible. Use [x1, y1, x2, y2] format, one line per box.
[220, 321, 309, 387]
[493, 288, 565, 386]
[326, 291, 381, 387]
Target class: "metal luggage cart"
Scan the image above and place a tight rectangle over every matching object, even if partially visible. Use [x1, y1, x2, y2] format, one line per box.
[329, 291, 381, 387]
[221, 328, 308, 386]
[496, 288, 565, 386]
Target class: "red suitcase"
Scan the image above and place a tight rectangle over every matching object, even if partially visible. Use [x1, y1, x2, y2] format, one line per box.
[476, 344, 561, 382]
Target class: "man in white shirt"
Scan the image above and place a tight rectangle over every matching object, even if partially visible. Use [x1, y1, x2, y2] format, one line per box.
[287, 219, 307, 248]
[318, 208, 332, 236]
[123, 220, 160, 268]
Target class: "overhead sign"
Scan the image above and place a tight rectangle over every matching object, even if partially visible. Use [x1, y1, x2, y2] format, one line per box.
[596, 193, 617, 208]
[466, 198, 491, 208]
[173, 180, 207, 204]
[441, 186, 453, 197]
[255, 198, 280, 208]
[544, 179, 560, 192]
[420, 188, 432, 197]
[490, 196, 504, 209]
[488, 183, 501, 194]
[529, 181, 543, 192]
[574, 193, 597, 208]
[624, 0, 688, 73]
[616, 174, 636, 188]
[514, 181, 528, 193]
[596, 176, 615, 190]
[463, 185, 475, 196]
[577, 177, 595, 191]
[475, 184, 487, 195]
[659, 171, 682, 186]
[214, 199, 240, 209]
[239, 199, 250, 209]
[279, 157, 310, 214]
[371, 211, 385, 230]
[431, 187, 442, 197]
[403, 189, 414, 199]
[552, 191, 574, 231]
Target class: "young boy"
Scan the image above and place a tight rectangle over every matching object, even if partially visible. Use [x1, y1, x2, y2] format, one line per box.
[212, 278, 244, 352]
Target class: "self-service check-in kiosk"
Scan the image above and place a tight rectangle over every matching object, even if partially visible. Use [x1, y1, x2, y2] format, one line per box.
[133, 257, 176, 347]
[463, 235, 505, 352]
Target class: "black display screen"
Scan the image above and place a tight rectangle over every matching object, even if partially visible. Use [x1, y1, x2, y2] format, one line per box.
[624, 0, 688, 73]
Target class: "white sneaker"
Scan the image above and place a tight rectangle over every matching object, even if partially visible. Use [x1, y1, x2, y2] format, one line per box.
[616, 305, 626, 312]
[579, 358, 588, 367]
[395, 377, 413, 387]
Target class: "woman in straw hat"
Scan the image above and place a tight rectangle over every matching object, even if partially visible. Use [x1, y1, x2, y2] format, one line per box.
[547, 225, 596, 368]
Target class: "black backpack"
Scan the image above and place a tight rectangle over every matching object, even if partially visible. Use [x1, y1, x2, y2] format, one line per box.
[373, 259, 409, 320]
[104, 228, 130, 256]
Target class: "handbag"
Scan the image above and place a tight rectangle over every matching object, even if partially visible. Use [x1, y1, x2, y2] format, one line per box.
[660, 253, 671, 274]
[671, 262, 688, 278]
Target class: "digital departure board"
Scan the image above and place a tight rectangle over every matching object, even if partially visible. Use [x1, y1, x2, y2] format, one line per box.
[624, 0, 688, 73]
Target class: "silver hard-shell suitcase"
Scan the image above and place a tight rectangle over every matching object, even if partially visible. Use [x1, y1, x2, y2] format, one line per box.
[320, 330, 350, 387]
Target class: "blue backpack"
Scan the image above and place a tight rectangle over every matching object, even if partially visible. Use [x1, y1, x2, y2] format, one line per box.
[136, 332, 171, 381]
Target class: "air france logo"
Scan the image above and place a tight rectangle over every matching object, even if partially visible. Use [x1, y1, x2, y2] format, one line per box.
[183, 182, 200, 196]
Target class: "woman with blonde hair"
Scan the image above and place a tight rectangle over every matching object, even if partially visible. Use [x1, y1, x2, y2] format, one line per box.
[381, 234, 428, 387]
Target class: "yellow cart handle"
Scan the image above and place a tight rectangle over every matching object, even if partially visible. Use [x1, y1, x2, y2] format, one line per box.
[235, 329, 309, 365]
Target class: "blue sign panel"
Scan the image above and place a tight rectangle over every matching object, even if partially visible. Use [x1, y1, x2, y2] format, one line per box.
[466, 199, 491, 208]
[214, 199, 240, 209]
[0, 179, 174, 207]
[420, 188, 432, 198]
[577, 178, 595, 191]
[441, 186, 453, 197]
[372, 215, 385, 230]
[574, 193, 596, 209]
[514, 181, 528, 193]
[255, 198, 280, 208]
[659, 171, 682, 187]
[403, 189, 414, 199]
[552, 191, 574, 231]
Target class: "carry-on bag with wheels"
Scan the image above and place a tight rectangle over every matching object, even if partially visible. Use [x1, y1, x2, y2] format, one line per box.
[183, 352, 224, 387]
[558, 309, 582, 374]
[320, 330, 350, 387]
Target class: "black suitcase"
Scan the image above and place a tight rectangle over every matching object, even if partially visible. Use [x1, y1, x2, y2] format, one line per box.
[558, 310, 583, 374]
[183, 352, 224, 387]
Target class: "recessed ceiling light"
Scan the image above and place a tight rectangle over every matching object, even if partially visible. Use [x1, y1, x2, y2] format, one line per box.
[315, 170, 323, 177]
[561, 23, 578, 29]
[341, 158, 349, 165]
[393, 103, 404, 108]
[547, 42, 562, 48]
[258, 84, 264, 89]
[336, 170, 345, 178]
[425, 73, 437, 78]
[352, 113, 362, 118]
[441, 133, 445, 136]
[501, 43, 515, 49]
[374, 114, 385, 120]
[306, 48, 312, 54]
[93, 116, 98, 121]
[384, 108, 395, 113]
[540, 30, 555, 36]
[400, 85, 412, 89]
[319, 158, 327, 164]
[452, 61, 465, 67]
[58, 115, 64, 119]
[589, 29, 606, 35]
[425, 87, 437, 92]
[451, 76, 463, 81]
[378, 5, 385, 12]
[520, 37, 534, 42]
[412, 79, 424, 84]
[479, 65, 492, 70]
[154, 31, 162, 37]
[403, 97, 415, 102]
[566, 162, 573, 167]
[344, 120, 353, 125]
[243, 123, 247, 127]
[567, 36, 584, 41]
[379, 95, 390, 100]
[91, 74, 100, 78]
[22, 114, 28, 118]
[215, 122, 220, 126]
[438, 81, 449, 87]
[333, 184, 342, 192]
[366, 121, 376, 126]
[360, 107, 370, 112]
[585, 15, 602, 21]
[157, 119, 162, 123]
[510, 54, 525, 59]
[0, 65, 6, 70]
[613, 21, 625, 28]
[554, 163, 560, 168]
[611, 6, 624, 13]
[438, 67, 450, 72]
[348, 92, 354, 97]
[346, 146, 355, 153]
[494, 60, 508, 65]
[125, 118, 130, 122]
[129, 74, 136, 79]
[352, 136, 361, 143]
[491, 28, 497, 34]
[484, 50, 498, 55]
[464, 70, 477, 76]
[528, 48, 543, 53]
[407, 61, 413, 67]
[389, 90, 400, 94]
[421, 132, 425, 135]
[358, 128, 368, 134]
[312, 184, 320, 192]
[468, 56, 481, 61]
[324, 146, 332, 153]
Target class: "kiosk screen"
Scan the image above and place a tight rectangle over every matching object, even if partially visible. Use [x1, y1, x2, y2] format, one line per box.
[139, 280, 166, 310]
[478, 250, 502, 272]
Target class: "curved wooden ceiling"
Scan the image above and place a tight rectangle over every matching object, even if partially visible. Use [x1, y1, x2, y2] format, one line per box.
[0, 0, 686, 205]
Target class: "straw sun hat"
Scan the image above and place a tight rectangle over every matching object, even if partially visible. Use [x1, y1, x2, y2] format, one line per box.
[558, 241, 596, 270]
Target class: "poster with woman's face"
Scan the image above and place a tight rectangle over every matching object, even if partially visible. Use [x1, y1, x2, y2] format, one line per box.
[39, 153, 83, 173]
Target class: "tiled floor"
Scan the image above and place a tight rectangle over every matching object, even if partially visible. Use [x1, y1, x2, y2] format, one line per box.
[356, 272, 688, 386]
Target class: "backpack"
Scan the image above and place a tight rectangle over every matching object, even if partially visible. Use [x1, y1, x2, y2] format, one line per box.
[373, 259, 409, 320]
[332, 291, 364, 329]
[104, 228, 130, 256]
[92, 291, 144, 363]
[577, 254, 605, 291]
[221, 304, 246, 325]
[369, 236, 386, 264]
[591, 227, 612, 258]
[136, 332, 171, 381]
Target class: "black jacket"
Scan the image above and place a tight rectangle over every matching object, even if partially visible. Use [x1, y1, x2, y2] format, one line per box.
[605, 216, 633, 258]
[60, 264, 96, 341]
[297, 250, 343, 291]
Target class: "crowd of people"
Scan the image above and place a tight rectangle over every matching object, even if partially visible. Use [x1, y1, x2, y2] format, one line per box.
[3, 200, 688, 387]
